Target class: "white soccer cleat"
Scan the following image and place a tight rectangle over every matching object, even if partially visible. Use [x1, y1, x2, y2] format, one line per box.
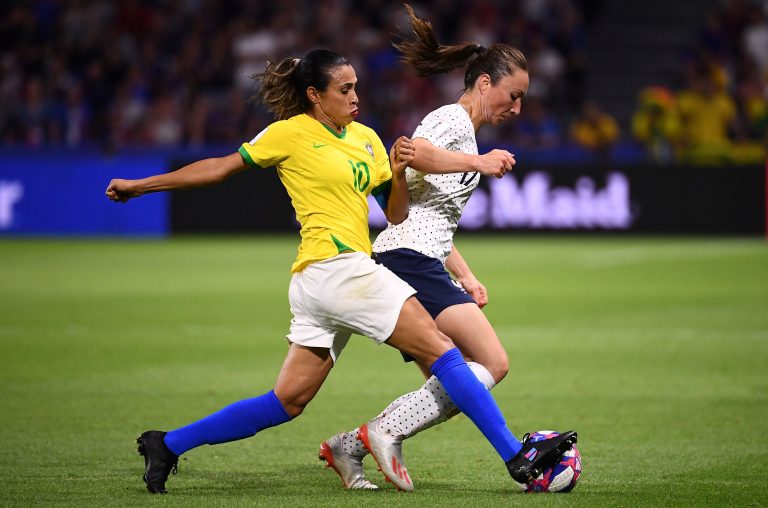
[357, 419, 413, 492]
[319, 433, 379, 490]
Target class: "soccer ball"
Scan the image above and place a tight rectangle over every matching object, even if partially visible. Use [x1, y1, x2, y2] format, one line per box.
[516, 430, 581, 493]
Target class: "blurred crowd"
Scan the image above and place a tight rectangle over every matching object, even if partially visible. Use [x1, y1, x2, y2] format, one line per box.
[0, 0, 766, 165]
[0, 0, 597, 152]
[632, 0, 768, 164]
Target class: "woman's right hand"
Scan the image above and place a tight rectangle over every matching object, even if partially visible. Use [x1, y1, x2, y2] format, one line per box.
[105, 179, 142, 203]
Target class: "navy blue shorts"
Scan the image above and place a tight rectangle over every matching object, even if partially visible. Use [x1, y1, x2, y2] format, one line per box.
[375, 248, 475, 361]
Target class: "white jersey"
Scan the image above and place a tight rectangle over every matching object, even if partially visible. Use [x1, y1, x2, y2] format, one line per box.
[373, 104, 479, 263]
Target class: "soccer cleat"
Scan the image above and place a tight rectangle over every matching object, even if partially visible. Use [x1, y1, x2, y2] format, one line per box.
[136, 430, 179, 494]
[357, 419, 413, 492]
[506, 430, 578, 484]
[319, 433, 379, 490]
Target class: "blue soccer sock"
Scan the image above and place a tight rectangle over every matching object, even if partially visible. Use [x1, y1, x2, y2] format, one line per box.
[430, 348, 522, 462]
[163, 390, 292, 456]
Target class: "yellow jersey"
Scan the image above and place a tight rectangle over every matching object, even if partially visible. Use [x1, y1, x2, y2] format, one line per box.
[238, 114, 392, 272]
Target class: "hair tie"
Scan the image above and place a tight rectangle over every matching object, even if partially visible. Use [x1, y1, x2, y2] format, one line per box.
[474, 44, 485, 53]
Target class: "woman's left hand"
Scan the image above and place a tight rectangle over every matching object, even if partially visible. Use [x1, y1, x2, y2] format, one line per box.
[458, 275, 488, 308]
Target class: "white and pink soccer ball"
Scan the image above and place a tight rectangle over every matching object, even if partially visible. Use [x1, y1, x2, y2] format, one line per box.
[516, 430, 581, 493]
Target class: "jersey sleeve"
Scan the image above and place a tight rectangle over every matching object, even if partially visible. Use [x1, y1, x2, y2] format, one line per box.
[370, 134, 391, 188]
[368, 130, 393, 210]
[238, 121, 293, 169]
[412, 110, 455, 149]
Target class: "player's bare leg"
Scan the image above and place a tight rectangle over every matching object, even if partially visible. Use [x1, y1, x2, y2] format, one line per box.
[273, 344, 334, 417]
[385, 297, 454, 365]
[433, 303, 508, 383]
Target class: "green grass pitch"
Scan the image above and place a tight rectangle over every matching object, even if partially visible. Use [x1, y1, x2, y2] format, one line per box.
[1, 236, 766, 507]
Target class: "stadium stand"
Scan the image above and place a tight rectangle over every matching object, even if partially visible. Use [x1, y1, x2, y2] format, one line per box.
[0, 0, 765, 164]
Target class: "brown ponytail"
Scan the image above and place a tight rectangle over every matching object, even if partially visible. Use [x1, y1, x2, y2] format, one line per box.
[252, 49, 351, 120]
[252, 58, 304, 121]
[394, 4, 481, 77]
[394, 4, 528, 91]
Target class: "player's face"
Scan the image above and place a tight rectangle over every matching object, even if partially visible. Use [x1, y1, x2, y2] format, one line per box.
[484, 71, 529, 125]
[315, 64, 359, 128]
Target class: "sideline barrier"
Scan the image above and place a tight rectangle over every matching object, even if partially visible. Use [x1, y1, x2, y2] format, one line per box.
[0, 150, 167, 236]
[1, 149, 764, 236]
[172, 163, 766, 236]
[456, 164, 765, 235]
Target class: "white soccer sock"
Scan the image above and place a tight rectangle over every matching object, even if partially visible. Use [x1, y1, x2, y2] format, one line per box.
[377, 362, 496, 439]
[343, 391, 417, 458]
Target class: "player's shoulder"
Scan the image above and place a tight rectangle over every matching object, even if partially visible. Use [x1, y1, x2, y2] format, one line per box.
[245, 117, 296, 144]
[422, 103, 466, 124]
[414, 104, 472, 144]
[348, 121, 385, 149]
[349, 120, 380, 139]
[416, 104, 471, 135]
[277, 114, 309, 132]
[274, 114, 317, 134]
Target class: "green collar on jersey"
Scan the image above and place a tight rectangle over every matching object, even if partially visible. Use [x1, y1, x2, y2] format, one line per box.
[322, 123, 347, 139]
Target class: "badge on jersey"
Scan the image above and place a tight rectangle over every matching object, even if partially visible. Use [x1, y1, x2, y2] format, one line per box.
[365, 142, 375, 161]
[425, 120, 450, 138]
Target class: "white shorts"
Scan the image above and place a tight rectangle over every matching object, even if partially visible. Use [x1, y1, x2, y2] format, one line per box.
[287, 252, 416, 362]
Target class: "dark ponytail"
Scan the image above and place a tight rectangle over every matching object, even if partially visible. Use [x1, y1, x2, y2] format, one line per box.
[394, 4, 527, 91]
[252, 49, 350, 120]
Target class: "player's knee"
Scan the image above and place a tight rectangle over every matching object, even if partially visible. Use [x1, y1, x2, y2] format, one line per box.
[482, 349, 509, 384]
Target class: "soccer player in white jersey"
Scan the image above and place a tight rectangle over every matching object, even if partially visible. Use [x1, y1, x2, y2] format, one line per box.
[319, 6, 575, 492]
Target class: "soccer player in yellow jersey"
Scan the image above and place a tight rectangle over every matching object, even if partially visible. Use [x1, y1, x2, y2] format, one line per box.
[106, 48, 570, 495]
[237, 110, 393, 273]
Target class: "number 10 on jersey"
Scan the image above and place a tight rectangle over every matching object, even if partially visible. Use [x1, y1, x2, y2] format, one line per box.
[348, 160, 370, 192]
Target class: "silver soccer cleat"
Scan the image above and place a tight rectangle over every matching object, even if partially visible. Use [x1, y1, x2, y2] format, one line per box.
[319, 433, 379, 490]
[357, 418, 413, 492]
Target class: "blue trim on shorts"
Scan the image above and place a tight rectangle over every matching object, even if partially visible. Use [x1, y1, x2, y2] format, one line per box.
[374, 248, 475, 362]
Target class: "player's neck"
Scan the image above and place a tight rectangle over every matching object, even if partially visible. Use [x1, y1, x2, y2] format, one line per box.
[457, 95, 482, 132]
[307, 109, 344, 135]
